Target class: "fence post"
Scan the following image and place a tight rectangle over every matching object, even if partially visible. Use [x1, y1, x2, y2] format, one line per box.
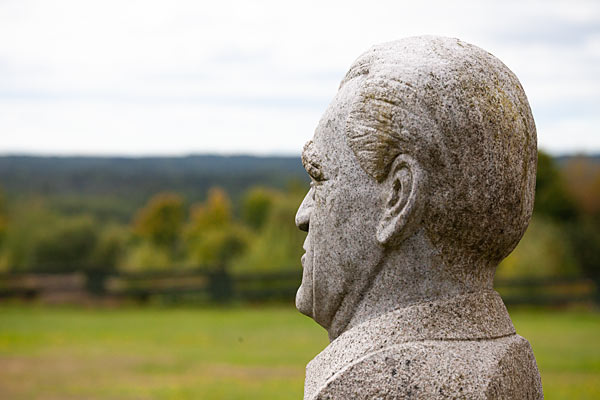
[85, 269, 109, 296]
[209, 267, 233, 303]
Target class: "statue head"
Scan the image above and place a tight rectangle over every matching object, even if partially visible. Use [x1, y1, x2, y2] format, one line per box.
[295, 36, 537, 340]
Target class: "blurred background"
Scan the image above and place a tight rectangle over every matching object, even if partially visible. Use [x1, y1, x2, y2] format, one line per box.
[0, 0, 599, 399]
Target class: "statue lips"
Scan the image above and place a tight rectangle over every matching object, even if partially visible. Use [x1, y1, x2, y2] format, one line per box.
[296, 234, 315, 318]
[301, 235, 309, 264]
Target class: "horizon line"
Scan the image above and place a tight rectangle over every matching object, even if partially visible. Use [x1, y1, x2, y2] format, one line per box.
[0, 151, 303, 159]
[0, 149, 598, 159]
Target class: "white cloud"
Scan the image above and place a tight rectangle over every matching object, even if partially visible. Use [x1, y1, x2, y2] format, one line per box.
[0, 100, 320, 155]
[538, 117, 600, 154]
[0, 0, 598, 155]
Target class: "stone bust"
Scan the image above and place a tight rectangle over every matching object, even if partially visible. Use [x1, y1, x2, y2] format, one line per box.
[295, 36, 543, 399]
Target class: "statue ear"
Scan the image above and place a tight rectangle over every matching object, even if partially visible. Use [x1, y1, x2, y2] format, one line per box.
[376, 154, 426, 246]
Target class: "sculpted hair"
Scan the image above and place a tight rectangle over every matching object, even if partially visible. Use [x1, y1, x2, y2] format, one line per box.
[341, 36, 537, 270]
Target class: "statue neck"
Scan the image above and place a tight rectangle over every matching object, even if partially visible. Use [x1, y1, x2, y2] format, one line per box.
[327, 229, 495, 341]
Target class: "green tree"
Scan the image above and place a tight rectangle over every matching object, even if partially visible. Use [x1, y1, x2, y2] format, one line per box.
[32, 215, 99, 272]
[120, 242, 173, 272]
[566, 219, 600, 289]
[562, 156, 600, 217]
[0, 189, 7, 243]
[520, 153, 600, 287]
[497, 217, 580, 279]
[90, 224, 129, 270]
[232, 187, 305, 275]
[185, 188, 249, 270]
[561, 156, 600, 288]
[187, 188, 231, 231]
[241, 187, 278, 231]
[134, 192, 184, 248]
[534, 151, 577, 220]
[0, 201, 64, 271]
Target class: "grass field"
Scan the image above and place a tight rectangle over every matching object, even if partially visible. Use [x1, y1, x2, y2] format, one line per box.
[0, 304, 598, 399]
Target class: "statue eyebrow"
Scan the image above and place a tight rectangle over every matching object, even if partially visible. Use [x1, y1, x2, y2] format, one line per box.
[302, 140, 326, 181]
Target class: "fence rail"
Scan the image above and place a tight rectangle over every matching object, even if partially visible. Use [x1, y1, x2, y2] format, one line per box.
[0, 270, 598, 306]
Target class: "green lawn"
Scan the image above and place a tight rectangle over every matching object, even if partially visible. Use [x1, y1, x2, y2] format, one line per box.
[0, 304, 598, 399]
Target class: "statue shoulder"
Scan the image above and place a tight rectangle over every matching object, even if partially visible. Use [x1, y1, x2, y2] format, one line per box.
[309, 336, 543, 400]
[485, 334, 543, 399]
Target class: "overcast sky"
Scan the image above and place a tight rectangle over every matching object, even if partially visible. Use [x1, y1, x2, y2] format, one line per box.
[1, 0, 598, 156]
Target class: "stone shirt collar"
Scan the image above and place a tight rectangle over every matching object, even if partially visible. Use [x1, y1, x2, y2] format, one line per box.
[304, 290, 515, 399]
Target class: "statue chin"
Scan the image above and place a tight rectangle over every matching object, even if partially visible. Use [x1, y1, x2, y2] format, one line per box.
[295, 284, 313, 318]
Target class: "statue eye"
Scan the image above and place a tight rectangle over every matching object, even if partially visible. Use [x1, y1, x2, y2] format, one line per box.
[307, 165, 325, 182]
[304, 159, 326, 182]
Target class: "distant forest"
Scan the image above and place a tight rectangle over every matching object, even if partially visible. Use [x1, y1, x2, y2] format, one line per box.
[0, 153, 598, 288]
[2, 153, 595, 195]
[0, 155, 309, 221]
[0, 154, 596, 220]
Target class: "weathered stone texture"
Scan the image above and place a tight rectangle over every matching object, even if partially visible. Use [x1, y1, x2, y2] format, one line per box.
[295, 36, 542, 399]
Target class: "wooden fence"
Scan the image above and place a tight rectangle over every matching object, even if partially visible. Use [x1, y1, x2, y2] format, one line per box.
[0, 270, 598, 306]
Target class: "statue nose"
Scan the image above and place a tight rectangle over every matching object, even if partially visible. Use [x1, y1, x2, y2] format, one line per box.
[297, 217, 309, 232]
[295, 191, 312, 232]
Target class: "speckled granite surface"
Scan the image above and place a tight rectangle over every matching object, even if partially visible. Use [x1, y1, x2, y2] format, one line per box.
[295, 36, 542, 399]
[304, 291, 542, 399]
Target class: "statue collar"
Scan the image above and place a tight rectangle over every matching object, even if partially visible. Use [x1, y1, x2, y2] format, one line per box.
[305, 290, 515, 398]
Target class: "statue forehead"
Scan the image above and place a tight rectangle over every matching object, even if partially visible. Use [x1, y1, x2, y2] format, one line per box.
[304, 79, 356, 152]
[302, 79, 376, 180]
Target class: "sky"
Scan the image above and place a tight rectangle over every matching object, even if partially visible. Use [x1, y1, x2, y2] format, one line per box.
[0, 0, 598, 156]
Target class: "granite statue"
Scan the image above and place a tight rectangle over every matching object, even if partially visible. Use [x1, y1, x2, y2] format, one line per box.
[295, 36, 543, 399]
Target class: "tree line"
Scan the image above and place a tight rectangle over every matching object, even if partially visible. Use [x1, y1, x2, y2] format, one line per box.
[0, 182, 307, 277]
[0, 152, 598, 288]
